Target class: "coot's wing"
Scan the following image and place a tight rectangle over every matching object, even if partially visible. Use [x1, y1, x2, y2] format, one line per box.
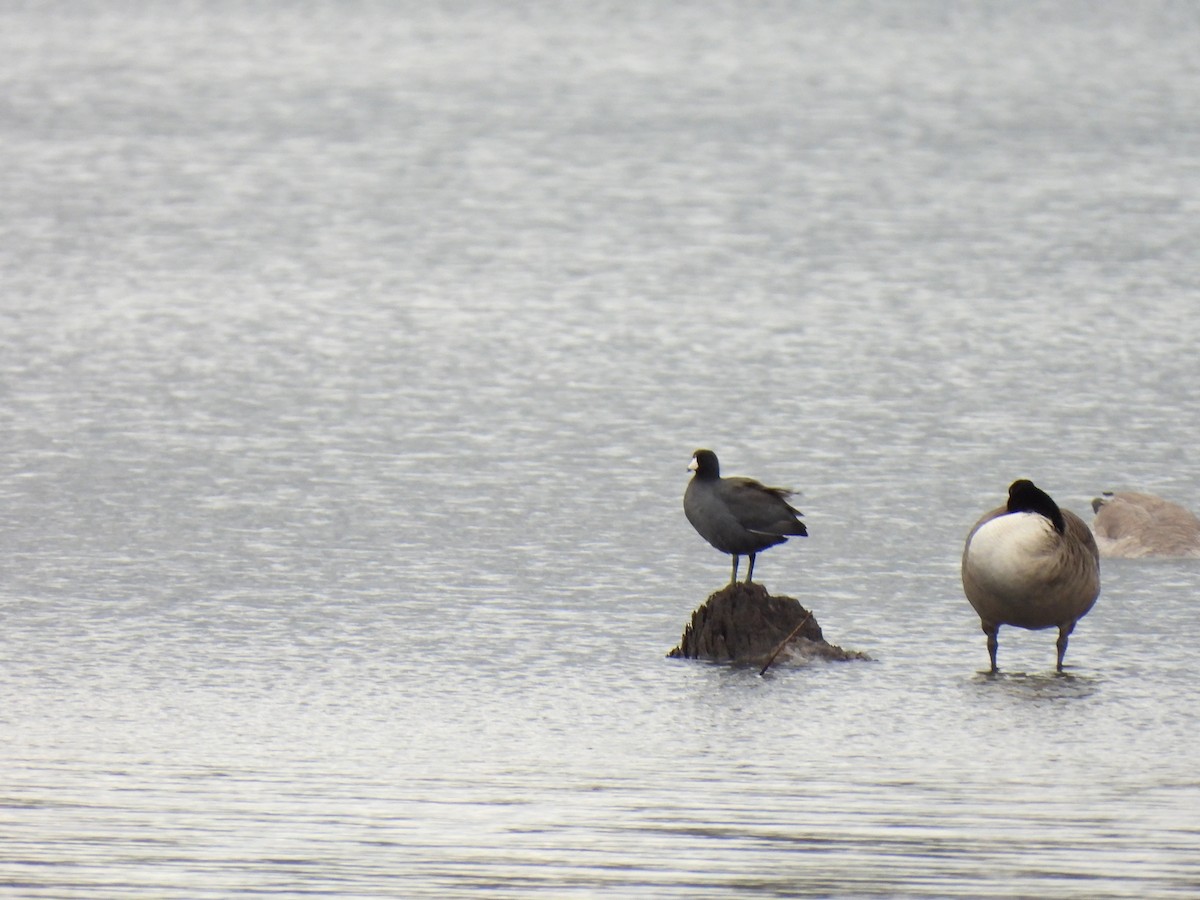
[722, 477, 807, 536]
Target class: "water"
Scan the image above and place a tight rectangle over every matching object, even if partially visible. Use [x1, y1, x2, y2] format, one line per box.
[2, 2, 1200, 896]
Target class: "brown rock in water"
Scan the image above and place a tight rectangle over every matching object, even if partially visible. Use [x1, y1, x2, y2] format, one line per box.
[668, 582, 868, 666]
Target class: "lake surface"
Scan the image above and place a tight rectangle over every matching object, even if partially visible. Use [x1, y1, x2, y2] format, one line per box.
[2, 2, 1199, 897]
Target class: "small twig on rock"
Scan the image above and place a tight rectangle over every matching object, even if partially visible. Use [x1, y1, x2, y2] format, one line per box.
[759, 610, 813, 676]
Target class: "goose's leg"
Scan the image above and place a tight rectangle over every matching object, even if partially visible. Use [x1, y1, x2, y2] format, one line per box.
[745, 553, 757, 584]
[983, 622, 999, 673]
[729, 555, 739, 585]
[1056, 622, 1075, 673]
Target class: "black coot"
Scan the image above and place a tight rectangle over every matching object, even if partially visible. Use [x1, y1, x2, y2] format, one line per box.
[683, 449, 807, 584]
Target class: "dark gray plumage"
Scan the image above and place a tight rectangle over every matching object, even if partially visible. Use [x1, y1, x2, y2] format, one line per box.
[962, 479, 1101, 674]
[683, 449, 807, 585]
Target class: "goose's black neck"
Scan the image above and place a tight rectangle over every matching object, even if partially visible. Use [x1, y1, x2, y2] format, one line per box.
[1007, 479, 1066, 534]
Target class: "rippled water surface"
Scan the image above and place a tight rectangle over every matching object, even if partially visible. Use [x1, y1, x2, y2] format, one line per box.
[3, 2, 1200, 897]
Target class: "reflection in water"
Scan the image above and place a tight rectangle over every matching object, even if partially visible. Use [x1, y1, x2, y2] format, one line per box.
[971, 670, 1103, 702]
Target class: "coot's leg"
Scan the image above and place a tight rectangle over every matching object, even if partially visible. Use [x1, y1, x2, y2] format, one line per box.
[729, 555, 739, 585]
[745, 553, 756, 584]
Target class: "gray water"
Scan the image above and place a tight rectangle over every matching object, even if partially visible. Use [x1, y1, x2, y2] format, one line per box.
[3, 2, 1200, 897]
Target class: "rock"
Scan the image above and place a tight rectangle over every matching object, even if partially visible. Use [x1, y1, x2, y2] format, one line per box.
[668, 582, 868, 666]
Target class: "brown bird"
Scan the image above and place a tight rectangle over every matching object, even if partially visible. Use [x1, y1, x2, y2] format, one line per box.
[962, 479, 1100, 673]
[1091, 491, 1200, 558]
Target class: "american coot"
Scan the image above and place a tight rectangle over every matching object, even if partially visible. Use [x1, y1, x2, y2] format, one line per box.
[962, 479, 1100, 674]
[1091, 491, 1200, 558]
[683, 449, 807, 585]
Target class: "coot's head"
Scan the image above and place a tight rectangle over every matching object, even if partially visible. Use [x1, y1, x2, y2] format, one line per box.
[689, 449, 720, 479]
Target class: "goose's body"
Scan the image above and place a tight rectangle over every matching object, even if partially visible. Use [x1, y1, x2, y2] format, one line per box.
[684, 449, 807, 585]
[962, 480, 1100, 673]
[1091, 491, 1200, 558]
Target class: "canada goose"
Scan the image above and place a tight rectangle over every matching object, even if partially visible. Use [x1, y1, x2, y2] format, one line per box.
[1091, 491, 1200, 558]
[684, 449, 807, 585]
[962, 479, 1100, 673]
